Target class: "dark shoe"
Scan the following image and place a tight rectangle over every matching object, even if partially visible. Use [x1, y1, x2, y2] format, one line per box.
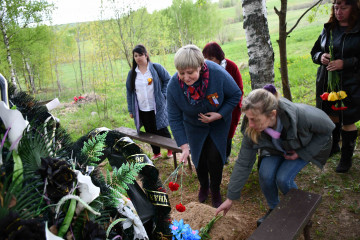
[330, 122, 341, 157]
[211, 190, 222, 208]
[198, 187, 209, 203]
[256, 209, 273, 227]
[336, 130, 358, 173]
[224, 157, 229, 165]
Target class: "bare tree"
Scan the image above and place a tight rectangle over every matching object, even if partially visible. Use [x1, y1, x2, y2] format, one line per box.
[275, 0, 324, 100]
[242, 0, 274, 89]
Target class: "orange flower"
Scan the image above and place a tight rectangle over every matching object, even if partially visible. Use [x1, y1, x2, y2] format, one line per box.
[147, 78, 153, 85]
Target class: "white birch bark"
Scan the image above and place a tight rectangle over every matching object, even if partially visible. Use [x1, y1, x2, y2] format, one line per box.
[242, 0, 274, 89]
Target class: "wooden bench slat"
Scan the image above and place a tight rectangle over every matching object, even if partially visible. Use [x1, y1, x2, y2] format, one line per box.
[248, 189, 322, 240]
[114, 127, 192, 171]
[115, 127, 180, 151]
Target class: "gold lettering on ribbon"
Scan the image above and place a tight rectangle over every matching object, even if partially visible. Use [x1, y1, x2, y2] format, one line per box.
[144, 189, 170, 207]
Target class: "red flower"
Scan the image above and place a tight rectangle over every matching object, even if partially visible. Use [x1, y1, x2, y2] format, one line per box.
[74, 96, 78, 102]
[320, 92, 329, 101]
[168, 182, 180, 191]
[78, 96, 85, 100]
[176, 203, 186, 212]
[331, 105, 348, 111]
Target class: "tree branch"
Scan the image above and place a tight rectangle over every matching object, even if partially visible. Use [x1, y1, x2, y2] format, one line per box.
[287, 0, 324, 35]
[274, 6, 280, 16]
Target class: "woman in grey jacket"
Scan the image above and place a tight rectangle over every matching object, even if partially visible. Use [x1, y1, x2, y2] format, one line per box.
[126, 44, 172, 160]
[216, 86, 334, 226]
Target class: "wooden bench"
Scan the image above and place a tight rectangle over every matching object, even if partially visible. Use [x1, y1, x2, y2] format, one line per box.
[114, 126, 192, 171]
[248, 189, 322, 240]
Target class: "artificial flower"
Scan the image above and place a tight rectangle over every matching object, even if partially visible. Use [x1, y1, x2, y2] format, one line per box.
[176, 203, 186, 212]
[0, 101, 29, 151]
[45, 222, 63, 240]
[170, 219, 190, 239]
[337, 91, 347, 100]
[183, 228, 201, 240]
[327, 92, 339, 101]
[38, 157, 76, 202]
[320, 92, 329, 101]
[75, 170, 101, 215]
[170, 219, 200, 240]
[169, 182, 180, 191]
[117, 195, 149, 240]
[148, 78, 153, 85]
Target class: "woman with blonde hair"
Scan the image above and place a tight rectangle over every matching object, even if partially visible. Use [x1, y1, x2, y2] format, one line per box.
[216, 85, 334, 226]
[167, 45, 242, 207]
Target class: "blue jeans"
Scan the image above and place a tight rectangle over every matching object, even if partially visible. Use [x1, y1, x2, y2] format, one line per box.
[259, 155, 308, 209]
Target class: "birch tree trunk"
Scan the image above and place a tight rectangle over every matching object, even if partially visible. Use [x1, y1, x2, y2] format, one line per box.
[25, 59, 36, 94]
[242, 0, 274, 90]
[0, 21, 17, 88]
[76, 27, 84, 93]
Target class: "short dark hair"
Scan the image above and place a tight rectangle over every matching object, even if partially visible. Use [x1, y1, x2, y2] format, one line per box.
[202, 42, 225, 62]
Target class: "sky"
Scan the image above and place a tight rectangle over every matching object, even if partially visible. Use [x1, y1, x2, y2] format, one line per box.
[49, 0, 173, 25]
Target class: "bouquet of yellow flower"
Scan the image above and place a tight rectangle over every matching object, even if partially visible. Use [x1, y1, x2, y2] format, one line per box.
[321, 30, 348, 111]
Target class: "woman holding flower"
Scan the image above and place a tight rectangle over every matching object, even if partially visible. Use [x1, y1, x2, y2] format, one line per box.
[126, 44, 173, 160]
[167, 45, 242, 208]
[216, 87, 334, 226]
[311, 0, 360, 173]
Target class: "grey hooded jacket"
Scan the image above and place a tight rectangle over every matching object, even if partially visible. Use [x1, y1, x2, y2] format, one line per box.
[227, 98, 335, 200]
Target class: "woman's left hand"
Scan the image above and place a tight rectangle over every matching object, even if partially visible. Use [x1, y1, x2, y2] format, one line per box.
[198, 112, 222, 123]
[284, 150, 299, 160]
[326, 59, 343, 71]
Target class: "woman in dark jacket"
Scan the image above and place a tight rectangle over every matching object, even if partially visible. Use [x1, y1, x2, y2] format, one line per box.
[202, 42, 244, 163]
[310, 0, 360, 173]
[126, 44, 173, 160]
[216, 86, 334, 226]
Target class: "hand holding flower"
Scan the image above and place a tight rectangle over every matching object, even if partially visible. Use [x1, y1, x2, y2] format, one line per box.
[326, 59, 344, 71]
[321, 53, 330, 65]
[180, 144, 190, 164]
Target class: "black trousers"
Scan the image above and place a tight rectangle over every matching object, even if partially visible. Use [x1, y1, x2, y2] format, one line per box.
[226, 137, 232, 158]
[196, 136, 224, 192]
[139, 110, 171, 154]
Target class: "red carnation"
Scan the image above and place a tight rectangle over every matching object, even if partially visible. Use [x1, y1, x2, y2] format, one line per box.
[331, 105, 348, 111]
[320, 92, 329, 101]
[168, 182, 180, 191]
[78, 96, 85, 100]
[74, 96, 78, 102]
[176, 203, 186, 212]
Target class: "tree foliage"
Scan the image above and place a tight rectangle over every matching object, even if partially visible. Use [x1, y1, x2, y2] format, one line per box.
[0, 0, 53, 89]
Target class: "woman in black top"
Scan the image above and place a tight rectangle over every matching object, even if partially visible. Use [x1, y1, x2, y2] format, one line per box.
[311, 0, 360, 173]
